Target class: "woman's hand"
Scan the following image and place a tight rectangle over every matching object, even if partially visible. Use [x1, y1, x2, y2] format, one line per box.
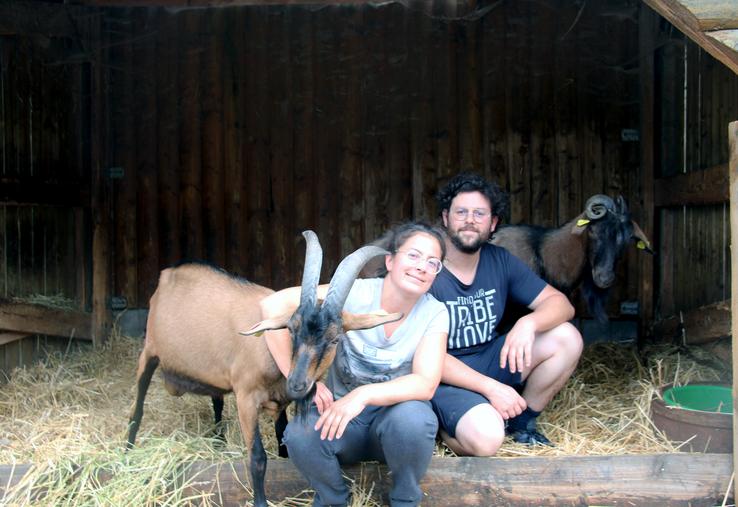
[314, 388, 367, 440]
[313, 381, 334, 414]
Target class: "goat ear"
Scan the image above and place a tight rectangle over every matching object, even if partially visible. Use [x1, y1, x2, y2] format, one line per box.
[240, 312, 293, 337]
[571, 214, 589, 235]
[630, 220, 654, 254]
[342, 310, 403, 331]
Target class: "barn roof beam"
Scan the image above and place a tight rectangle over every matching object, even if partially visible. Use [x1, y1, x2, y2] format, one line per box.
[642, 0, 738, 75]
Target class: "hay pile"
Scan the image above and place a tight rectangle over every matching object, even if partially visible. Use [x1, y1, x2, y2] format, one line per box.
[0, 329, 730, 506]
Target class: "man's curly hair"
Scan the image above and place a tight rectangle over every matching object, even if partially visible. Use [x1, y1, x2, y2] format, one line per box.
[435, 172, 510, 222]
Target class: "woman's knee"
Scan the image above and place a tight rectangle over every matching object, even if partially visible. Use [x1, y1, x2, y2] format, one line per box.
[379, 401, 438, 441]
[284, 416, 323, 457]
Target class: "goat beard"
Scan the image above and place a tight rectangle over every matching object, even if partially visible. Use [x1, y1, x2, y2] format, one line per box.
[448, 227, 490, 254]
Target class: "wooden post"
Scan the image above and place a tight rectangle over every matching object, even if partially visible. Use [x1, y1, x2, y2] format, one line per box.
[638, 4, 657, 335]
[729, 119, 738, 496]
[90, 10, 111, 346]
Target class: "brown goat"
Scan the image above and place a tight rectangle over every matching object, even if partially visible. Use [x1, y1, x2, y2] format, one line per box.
[126, 231, 400, 507]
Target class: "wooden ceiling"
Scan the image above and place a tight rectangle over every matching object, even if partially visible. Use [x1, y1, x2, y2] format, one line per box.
[643, 0, 738, 75]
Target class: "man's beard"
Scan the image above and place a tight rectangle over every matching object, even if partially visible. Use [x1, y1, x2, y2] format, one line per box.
[448, 226, 489, 254]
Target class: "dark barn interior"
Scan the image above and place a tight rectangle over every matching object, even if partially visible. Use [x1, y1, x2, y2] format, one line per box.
[1, 0, 738, 504]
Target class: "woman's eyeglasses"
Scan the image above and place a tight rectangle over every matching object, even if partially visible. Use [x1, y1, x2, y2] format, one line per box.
[396, 249, 443, 275]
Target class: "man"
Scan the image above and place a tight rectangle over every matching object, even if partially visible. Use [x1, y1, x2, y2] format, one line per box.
[429, 172, 583, 456]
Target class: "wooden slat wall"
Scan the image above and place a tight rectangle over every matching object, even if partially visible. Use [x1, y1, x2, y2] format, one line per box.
[0, 29, 92, 374]
[0, 37, 85, 303]
[656, 27, 738, 318]
[100, 0, 656, 309]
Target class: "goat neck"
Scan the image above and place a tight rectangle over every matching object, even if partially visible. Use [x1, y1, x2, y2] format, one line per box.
[537, 216, 589, 293]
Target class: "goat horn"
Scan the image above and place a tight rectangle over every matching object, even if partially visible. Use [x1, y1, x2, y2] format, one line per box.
[584, 195, 614, 220]
[299, 230, 323, 309]
[322, 245, 389, 317]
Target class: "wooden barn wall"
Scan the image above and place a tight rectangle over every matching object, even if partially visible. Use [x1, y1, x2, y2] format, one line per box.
[100, 0, 645, 314]
[655, 22, 738, 319]
[0, 22, 93, 375]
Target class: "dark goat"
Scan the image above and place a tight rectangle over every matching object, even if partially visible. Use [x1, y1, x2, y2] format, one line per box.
[126, 231, 400, 507]
[491, 195, 652, 322]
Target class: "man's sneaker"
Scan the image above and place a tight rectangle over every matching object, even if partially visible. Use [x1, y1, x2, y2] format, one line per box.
[509, 428, 554, 447]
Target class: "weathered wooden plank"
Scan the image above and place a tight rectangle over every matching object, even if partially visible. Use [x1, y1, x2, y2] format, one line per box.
[0, 332, 29, 347]
[652, 299, 730, 344]
[0, 301, 91, 340]
[178, 9, 204, 261]
[337, 7, 365, 251]
[111, 10, 138, 307]
[267, 6, 294, 289]
[134, 8, 160, 305]
[0, 454, 731, 506]
[654, 164, 729, 206]
[156, 9, 181, 268]
[202, 9, 226, 269]
[243, 6, 271, 285]
[222, 7, 245, 275]
[729, 119, 738, 487]
[89, 12, 111, 346]
[641, 0, 738, 75]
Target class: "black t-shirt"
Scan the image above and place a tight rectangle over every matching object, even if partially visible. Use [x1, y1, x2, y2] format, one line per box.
[430, 243, 546, 351]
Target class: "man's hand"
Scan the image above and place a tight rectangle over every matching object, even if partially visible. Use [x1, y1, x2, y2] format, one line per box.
[314, 388, 367, 440]
[313, 381, 334, 414]
[500, 317, 536, 374]
[482, 378, 526, 420]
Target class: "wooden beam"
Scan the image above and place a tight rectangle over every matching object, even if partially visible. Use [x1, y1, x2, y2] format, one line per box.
[641, 0, 738, 75]
[680, 1, 738, 31]
[652, 299, 730, 344]
[0, 332, 30, 347]
[0, 301, 91, 340]
[89, 8, 112, 346]
[0, 454, 732, 506]
[654, 164, 729, 207]
[729, 119, 738, 504]
[639, 5, 658, 331]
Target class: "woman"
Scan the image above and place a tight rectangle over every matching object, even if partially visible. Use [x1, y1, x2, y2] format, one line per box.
[261, 222, 449, 507]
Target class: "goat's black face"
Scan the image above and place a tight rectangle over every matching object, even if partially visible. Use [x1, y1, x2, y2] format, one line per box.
[285, 307, 341, 401]
[586, 206, 633, 289]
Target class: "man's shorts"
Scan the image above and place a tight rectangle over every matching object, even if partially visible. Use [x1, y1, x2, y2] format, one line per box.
[430, 334, 523, 438]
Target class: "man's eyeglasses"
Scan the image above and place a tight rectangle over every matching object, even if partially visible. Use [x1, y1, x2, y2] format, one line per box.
[396, 249, 443, 275]
[450, 207, 491, 222]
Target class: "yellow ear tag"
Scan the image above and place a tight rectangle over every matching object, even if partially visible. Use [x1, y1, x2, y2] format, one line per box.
[576, 219, 590, 227]
[636, 240, 647, 250]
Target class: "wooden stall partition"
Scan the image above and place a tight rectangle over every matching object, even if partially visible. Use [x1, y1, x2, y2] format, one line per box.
[730, 119, 738, 497]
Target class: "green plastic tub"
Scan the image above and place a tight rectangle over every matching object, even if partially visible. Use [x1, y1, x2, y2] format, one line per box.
[662, 384, 732, 414]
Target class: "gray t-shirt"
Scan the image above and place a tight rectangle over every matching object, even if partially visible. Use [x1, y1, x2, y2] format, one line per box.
[327, 278, 449, 400]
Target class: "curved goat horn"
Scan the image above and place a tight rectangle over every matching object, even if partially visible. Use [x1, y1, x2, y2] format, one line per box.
[299, 230, 323, 309]
[322, 245, 389, 317]
[584, 195, 615, 220]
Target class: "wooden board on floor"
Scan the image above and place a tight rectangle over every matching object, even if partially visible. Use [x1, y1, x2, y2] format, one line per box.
[0, 454, 732, 506]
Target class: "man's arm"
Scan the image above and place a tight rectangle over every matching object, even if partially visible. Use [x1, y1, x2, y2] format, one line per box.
[441, 352, 527, 420]
[500, 284, 574, 373]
